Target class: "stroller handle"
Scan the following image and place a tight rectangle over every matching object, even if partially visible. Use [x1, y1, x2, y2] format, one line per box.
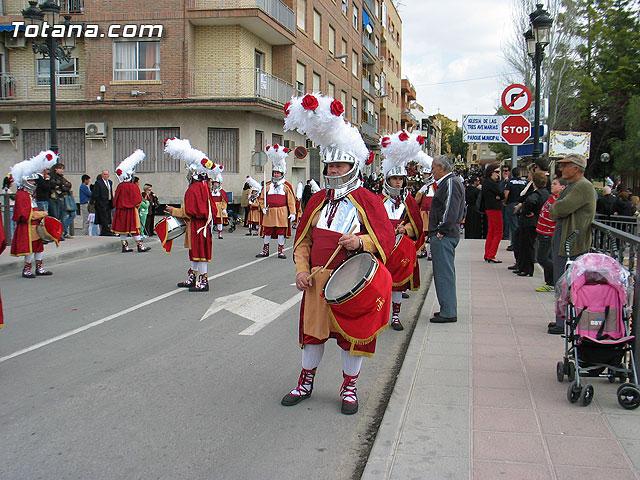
[565, 230, 579, 257]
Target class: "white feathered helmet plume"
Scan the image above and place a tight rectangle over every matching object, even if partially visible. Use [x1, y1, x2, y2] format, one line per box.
[10, 150, 58, 194]
[245, 175, 262, 193]
[283, 93, 374, 198]
[380, 130, 426, 198]
[265, 143, 289, 184]
[296, 181, 304, 200]
[310, 179, 321, 194]
[164, 137, 217, 181]
[115, 149, 146, 182]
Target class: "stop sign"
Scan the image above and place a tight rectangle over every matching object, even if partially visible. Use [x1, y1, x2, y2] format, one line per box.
[501, 115, 531, 145]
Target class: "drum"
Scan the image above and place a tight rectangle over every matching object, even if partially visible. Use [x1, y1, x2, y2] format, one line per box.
[154, 216, 186, 241]
[388, 233, 418, 287]
[322, 252, 392, 343]
[36, 217, 63, 245]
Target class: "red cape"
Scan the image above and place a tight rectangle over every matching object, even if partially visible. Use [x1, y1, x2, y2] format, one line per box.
[112, 182, 143, 234]
[10, 189, 42, 256]
[294, 187, 395, 264]
[0, 214, 4, 328]
[185, 180, 217, 262]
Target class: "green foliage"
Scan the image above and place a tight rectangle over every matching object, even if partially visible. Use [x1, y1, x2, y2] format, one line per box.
[612, 95, 640, 174]
[448, 127, 468, 159]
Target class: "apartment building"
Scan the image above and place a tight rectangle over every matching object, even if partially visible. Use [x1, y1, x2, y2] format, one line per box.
[377, 0, 400, 136]
[0, 0, 402, 203]
[400, 77, 416, 132]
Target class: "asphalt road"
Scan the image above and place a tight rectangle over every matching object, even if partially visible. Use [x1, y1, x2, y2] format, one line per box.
[0, 228, 431, 480]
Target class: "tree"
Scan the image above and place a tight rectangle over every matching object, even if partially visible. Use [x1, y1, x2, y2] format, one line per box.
[448, 127, 468, 160]
[433, 113, 456, 155]
[612, 95, 640, 175]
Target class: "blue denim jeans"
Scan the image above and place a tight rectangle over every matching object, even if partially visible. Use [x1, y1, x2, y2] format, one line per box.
[36, 200, 49, 213]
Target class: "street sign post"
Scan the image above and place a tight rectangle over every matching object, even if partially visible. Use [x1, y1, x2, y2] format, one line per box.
[501, 84, 533, 115]
[462, 114, 506, 143]
[501, 115, 531, 145]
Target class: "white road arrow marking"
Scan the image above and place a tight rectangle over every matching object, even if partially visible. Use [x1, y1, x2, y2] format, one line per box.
[200, 285, 303, 335]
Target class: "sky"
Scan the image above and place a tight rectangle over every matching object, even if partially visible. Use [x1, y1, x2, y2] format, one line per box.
[398, 0, 516, 125]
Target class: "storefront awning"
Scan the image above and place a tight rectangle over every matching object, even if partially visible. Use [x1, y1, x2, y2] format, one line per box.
[0, 24, 26, 32]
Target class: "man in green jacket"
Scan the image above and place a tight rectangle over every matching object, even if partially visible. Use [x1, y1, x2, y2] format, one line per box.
[547, 153, 596, 334]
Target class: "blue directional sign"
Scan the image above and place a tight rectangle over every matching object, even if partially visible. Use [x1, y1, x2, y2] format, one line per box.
[462, 115, 506, 143]
[517, 142, 548, 156]
[528, 124, 548, 139]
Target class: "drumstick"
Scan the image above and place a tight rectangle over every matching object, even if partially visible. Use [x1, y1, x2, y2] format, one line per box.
[308, 225, 358, 280]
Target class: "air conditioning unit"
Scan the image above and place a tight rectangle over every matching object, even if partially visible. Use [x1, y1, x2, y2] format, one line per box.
[85, 122, 106, 138]
[5, 36, 26, 49]
[284, 140, 295, 149]
[0, 123, 17, 139]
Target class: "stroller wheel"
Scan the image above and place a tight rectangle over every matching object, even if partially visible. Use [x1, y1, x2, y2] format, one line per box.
[617, 384, 640, 410]
[567, 362, 576, 382]
[567, 381, 581, 404]
[556, 361, 565, 382]
[579, 384, 594, 406]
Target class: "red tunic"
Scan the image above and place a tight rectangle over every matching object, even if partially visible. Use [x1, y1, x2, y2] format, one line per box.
[111, 182, 143, 235]
[185, 180, 217, 262]
[211, 189, 229, 225]
[10, 189, 45, 256]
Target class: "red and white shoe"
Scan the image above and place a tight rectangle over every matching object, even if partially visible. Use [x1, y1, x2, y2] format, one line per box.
[340, 372, 359, 415]
[281, 368, 316, 406]
[177, 269, 196, 288]
[35, 260, 52, 276]
[189, 273, 209, 292]
[22, 262, 35, 279]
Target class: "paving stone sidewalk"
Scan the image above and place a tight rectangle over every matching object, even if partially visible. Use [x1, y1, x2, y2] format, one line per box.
[363, 239, 640, 480]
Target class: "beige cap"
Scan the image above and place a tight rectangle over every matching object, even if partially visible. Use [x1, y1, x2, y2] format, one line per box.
[556, 153, 587, 169]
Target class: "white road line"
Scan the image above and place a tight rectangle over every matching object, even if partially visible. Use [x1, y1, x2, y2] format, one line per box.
[0, 245, 293, 364]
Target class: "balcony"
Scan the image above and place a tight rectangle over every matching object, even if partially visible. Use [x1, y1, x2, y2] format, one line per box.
[187, 0, 296, 42]
[360, 119, 376, 139]
[362, 33, 377, 59]
[188, 68, 293, 105]
[0, 71, 85, 101]
[3, 0, 84, 16]
[362, 77, 376, 98]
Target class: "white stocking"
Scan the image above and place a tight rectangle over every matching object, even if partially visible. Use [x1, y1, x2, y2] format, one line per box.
[119, 234, 128, 241]
[217, 224, 223, 232]
[278, 234, 285, 246]
[392, 291, 403, 304]
[191, 261, 199, 271]
[25, 254, 34, 263]
[341, 350, 363, 376]
[34, 252, 43, 261]
[302, 343, 325, 370]
[133, 235, 142, 242]
[197, 262, 208, 275]
[263, 235, 271, 245]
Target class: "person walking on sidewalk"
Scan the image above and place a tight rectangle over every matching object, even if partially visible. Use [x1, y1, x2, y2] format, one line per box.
[428, 155, 466, 323]
[535, 177, 567, 292]
[547, 154, 596, 335]
[79, 174, 92, 235]
[481, 163, 505, 263]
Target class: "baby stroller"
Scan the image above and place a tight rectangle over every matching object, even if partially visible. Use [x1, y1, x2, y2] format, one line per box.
[555, 250, 639, 409]
[226, 208, 239, 233]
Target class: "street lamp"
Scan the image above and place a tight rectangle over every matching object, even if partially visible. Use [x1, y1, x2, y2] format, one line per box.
[523, 3, 553, 162]
[22, 1, 76, 153]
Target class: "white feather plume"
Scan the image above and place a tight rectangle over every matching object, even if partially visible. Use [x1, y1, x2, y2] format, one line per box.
[164, 137, 216, 175]
[265, 143, 288, 173]
[115, 149, 146, 179]
[245, 175, 262, 192]
[415, 150, 433, 173]
[296, 182, 304, 200]
[380, 131, 425, 177]
[310, 179, 321, 193]
[10, 150, 58, 186]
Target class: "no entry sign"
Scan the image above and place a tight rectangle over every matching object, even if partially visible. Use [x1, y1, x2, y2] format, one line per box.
[501, 84, 532, 115]
[501, 115, 531, 145]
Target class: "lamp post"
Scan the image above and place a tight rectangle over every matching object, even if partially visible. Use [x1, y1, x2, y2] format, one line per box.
[523, 3, 553, 163]
[22, 1, 75, 153]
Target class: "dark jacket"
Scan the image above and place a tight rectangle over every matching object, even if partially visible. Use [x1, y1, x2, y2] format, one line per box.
[428, 173, 466, 238]
[596, 194, 617, 216]
[49, 171, 71, 200]
[521, 188, 550, 228]
[481, 178, 504, 211]
[34, 176, 52, 202]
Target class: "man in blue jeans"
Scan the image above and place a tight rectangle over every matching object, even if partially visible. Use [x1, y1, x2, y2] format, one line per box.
[428, 155, 466, 323]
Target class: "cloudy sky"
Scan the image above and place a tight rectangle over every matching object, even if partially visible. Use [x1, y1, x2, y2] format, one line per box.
[398, 0, 516, 124]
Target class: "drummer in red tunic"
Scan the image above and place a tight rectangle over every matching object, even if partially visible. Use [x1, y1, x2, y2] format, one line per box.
[244, 176, 262, 236]
[414, 162, 436, 259]
[9, 150, 60, 278]
[280, 94, 395, 415]
[164, 138, 218, 292]
[210, 171, 228, 239]
[379, 131, 429, 331]
[256, 144, 296, 259]
[111, 149, 151, 253]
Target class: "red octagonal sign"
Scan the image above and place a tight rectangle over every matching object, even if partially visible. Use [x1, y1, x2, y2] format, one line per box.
[501, 115, 531, 145]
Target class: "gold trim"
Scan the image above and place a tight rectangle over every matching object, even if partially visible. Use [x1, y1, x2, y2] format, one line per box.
[328, 308, 389, 346]
[348, 194, 387, 264]
[325, 264, 377, 305]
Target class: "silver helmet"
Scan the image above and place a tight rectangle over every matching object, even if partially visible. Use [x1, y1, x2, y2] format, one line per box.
[322, 146, 362, 200]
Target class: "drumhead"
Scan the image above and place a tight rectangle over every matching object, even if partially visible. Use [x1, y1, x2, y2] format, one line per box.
[323, 252, 377, 304]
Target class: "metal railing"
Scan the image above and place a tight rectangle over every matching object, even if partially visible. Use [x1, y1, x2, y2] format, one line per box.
[188, 68, 293, 105]
[186, 0, 295, 33]
[362, 33, 377, 58]
[0, 72, 85, 101]
[591, 220, 640, 366]
[595, 213, 638, 237]
[360, 120, 376, 138]
[362, 76, 376, 97]
[3, 0, 83, 15]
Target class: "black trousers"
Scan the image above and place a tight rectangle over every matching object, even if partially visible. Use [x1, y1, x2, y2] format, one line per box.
[517, 226, 537, 275]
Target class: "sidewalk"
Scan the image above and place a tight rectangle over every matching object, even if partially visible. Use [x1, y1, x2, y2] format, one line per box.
[0, 235, 156, 276]
[363, 239, 640, 480]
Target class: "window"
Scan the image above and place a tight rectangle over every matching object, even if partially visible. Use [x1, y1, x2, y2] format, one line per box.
[114, 127, 180, 173]
[341, 90, 347, 114]
[113, 41, 159, 81]
[374, 36, 379, 56]
[23, 129, 86, 173]
[255, 50, 264, 71]
[313, 10, 321, 44]
[351, 97, 358, 123]
[341, 0, 347, 15]
[380, 72, 386, 94]
[351, 51, 358, 77]
[312, 72, 321, 92]
[37, 58, 79, 86]
[327, 81, 335, 99]
[297, 0, 306, 30]
[254, 130, 264, 173]
[208, 128, 239, 173]
[374, 0, 379, 17]
[352, 5, 359, 30]
[381, 1, 387, 28]
[341, 39, 348, 66]
[328, 26, 335, 55]
[296, 62, 306, 95]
